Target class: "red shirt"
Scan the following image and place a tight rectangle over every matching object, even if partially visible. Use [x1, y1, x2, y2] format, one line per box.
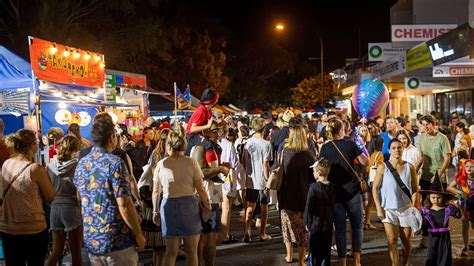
[186, 105, 212, 134]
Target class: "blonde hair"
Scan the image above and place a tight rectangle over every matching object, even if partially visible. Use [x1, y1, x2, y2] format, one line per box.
[287, 126, 308, 152]
[315, 159, 331, 177]
[167, 131, 187, 152]
[358, 124, 371, 143]
[57, 135, 80, 162]
[326, 118, 343, 140]
[5, 129, 36, 155]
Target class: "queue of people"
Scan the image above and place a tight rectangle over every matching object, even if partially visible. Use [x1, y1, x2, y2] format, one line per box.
[1, 87, 474, 266]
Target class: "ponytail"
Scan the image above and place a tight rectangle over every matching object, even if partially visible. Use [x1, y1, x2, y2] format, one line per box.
[326, 118, 343, 140]
[57, 135, 81, 162]
[166, 131, 187, 153]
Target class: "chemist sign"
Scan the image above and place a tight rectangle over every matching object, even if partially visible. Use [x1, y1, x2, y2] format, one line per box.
[391, 24, 457, 42]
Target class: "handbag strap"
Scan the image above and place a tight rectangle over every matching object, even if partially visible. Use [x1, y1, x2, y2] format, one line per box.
[3, 162, 33, 200]
[279, 147, 285, 165]
[330, 141, 362, 182]
[372, 152, 380, 167]
[385, 161, 412, 202]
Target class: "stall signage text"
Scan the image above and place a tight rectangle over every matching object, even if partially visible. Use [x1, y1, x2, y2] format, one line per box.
[29, 37, 105, 88]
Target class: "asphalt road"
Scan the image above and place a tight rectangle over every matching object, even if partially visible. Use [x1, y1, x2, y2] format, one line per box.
[60, 167, 474, 265]
[175, 204, 474, 266]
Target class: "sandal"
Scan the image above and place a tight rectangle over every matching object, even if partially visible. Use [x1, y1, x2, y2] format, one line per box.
[461, 248, 469, 257]
[285, 257, 294, 263]
[259, 234, 272, 241]
[222, 235, 238, 244]
[364, 223, 378, 230]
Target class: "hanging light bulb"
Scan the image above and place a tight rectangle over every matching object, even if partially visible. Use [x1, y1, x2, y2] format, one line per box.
[94, 54, 101, 61]
[49, 44, 58, 54]
[53, 90, 63, 97]
[63, 48, 70, 57]
[84, 52, 91, 60]
[73, 50, 81, 59]
[58, 102, 68, 109]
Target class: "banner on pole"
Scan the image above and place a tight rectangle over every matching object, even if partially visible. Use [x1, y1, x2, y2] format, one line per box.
[29, 36, 105, 88]
[176, 85, 191, 110]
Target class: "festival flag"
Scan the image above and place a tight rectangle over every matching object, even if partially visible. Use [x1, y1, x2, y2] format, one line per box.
[177, 84, 191, 109]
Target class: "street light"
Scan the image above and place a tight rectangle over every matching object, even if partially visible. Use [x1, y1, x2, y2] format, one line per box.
[275, 24, 285, 31]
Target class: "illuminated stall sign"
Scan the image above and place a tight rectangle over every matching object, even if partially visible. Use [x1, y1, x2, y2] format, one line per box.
[426, 24, 472, 66]
[28, 36, 105, 88]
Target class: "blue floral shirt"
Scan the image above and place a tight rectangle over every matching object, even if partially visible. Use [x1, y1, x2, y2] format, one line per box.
[74, 147, 135, 254]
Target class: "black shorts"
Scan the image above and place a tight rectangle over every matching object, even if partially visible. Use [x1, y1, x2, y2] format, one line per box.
[246, 188, 269, 204]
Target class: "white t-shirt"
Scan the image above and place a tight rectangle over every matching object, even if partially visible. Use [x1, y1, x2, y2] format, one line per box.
[219, 138, 239, 169]
[153, 156, 203, 198]
[402, 145, 420, 167]
[245, 136, 272, 190]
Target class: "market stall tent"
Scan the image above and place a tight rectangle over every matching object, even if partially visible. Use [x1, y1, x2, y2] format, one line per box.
[0, 45, 37, 135]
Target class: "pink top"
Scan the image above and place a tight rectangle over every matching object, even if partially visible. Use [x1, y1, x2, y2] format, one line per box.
[0, 159, 46, 234]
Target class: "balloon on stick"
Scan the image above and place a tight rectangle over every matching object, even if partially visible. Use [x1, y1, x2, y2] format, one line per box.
[352, 79, 389, 119]
[331, 69, 348, 88]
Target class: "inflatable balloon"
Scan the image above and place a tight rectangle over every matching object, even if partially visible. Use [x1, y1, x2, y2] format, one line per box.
[331, 69, 348, 88]
[352, 79, 389, 119]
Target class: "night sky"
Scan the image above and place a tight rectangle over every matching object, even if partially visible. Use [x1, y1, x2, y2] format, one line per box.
[199, 0, 398, 70]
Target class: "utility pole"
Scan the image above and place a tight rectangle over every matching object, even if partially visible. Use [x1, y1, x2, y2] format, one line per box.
[320, 36, 324, 108]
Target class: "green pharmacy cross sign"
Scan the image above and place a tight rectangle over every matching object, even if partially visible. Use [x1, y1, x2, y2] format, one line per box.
[369, 45, 383, 59]
[407, 78, 420, 89]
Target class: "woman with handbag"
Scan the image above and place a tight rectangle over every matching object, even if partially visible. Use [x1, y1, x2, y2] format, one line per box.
[318, 118, 369, 266]
[364, 136, 384, 230]
[372, 139, 420, 266]
[1, 129, 56, 265]
[140, 128, 170, 266]
[277, 117, 315, 265]
[152, 131, 211, 266]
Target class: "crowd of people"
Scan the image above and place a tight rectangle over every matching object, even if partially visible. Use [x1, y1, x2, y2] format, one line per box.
[0, 87, 474, 266]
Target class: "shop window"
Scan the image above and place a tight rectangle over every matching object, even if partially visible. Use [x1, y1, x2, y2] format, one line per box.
[465, 91, 472, 118]
[448, 93, 457, 114]
[457, 92, 465, 115]
[443, 94, 449, 124]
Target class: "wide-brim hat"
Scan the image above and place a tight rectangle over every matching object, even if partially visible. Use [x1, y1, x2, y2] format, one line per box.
[200, 88, 219, 106]
[279, 110, 295, 124]
[420, 173, 455, 200]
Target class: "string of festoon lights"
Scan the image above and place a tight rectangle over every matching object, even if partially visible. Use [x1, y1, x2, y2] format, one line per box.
[48, 42, 105, 69]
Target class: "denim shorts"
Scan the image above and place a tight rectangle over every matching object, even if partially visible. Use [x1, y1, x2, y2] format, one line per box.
[201, 203, 221, 234]
[50, 205, 82, 232]
[161, 195, 202, 238]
